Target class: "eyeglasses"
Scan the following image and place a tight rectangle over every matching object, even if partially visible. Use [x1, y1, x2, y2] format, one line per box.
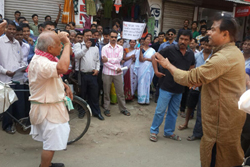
[111, 36, 117, 39]
[168, 33, 174, 36]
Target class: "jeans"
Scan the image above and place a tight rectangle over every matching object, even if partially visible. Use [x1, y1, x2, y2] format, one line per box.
[150, 88, 182, 136]
[193, 95, 203, 138]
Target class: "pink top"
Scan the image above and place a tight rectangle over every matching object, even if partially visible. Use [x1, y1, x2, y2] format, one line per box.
[102, 43, 123, 76]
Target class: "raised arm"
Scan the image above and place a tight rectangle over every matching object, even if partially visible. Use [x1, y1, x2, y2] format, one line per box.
[55, 4, 62, 25]
[57, 32, 71, 74]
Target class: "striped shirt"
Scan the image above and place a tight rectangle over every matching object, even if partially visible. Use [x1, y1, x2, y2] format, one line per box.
[102, 43, 123, 76]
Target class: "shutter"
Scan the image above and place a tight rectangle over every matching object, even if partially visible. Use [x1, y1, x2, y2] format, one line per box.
[4, 0, 66, 30]
[162, 2, 194, 33]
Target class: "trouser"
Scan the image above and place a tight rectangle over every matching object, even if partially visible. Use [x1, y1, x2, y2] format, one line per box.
[97, 66, 104, 105]
[153, 74, 158, 89]
[80, 72, 101, 116]
[150, 88, 182, 136]
[180, 86, 189, 112]
[102, 74, 126, 111]
[154, 76, 160, 102]
[241, 114, 250, 157]
[2, 84, 30, 130]
[193, 95, 203, 138]
[210, 144, 216, 167]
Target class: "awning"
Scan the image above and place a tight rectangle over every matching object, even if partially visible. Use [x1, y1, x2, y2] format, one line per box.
[226, 0, 250, 5]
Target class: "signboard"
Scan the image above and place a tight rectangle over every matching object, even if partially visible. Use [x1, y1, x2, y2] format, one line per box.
[123, 21, 146, 40]
[235, 6, 250, 17]
[148, 0, 162, 37]
[78, 0, 86, 25]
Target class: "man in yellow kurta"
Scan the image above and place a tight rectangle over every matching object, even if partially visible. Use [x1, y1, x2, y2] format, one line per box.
[155, 15, 246, 167]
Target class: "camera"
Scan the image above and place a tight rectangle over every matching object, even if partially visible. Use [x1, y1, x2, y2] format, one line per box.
[54, 28, 60, 34]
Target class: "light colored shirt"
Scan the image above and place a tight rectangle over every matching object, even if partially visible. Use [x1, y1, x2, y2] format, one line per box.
[73, 41, 100, 72]
[0, 35, 24, 83]
[158, 40, 178, 52]
[193, 50, 212, 91]
[245, 57, 250, 68]
[195, 50, 212, 68]
[28, 54, 69, 125]
[102, 43, 123, 76]
[13, 20, 19, 26]
[20, 42, 30, 65]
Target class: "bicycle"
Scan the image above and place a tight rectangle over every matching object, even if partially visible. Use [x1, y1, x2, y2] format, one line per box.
[0, 80, 92, 145]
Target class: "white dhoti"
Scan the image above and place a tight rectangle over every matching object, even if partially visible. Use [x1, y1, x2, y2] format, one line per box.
[30, 119, 70, 151]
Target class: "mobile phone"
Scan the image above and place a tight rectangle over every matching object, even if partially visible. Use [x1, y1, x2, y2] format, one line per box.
[0, 19, 3, 24]
[90, 38, 97, 47]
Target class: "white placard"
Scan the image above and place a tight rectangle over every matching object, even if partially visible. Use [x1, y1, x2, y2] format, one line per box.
[123, 21, 146, 40]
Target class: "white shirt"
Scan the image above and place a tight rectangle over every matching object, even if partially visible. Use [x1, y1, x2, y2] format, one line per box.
[73, 41, 100, 72]
[20, 42, 30, 65]
[29, 54, 69, 125]
[0, 35, 24, 83]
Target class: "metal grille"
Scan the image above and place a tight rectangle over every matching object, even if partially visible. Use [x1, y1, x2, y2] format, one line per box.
[4, 0, 66, 30]
[162, 1, 194, 33]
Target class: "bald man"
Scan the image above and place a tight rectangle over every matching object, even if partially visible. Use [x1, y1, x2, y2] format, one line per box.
[28, 31, 73, 167]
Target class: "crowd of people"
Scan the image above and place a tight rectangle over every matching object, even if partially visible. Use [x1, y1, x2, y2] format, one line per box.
[0, 9, 250, 167]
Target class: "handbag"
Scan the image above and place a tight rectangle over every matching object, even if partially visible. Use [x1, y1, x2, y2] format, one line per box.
[238, 89, 250, 114]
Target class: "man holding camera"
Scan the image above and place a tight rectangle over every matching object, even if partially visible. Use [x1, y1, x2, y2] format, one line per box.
[73, 29, 104, 120]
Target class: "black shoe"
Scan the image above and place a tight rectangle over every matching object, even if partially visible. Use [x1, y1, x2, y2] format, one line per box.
[50, 163, 65, 167]
[94, 114, 105, 120]
[4, 126, 15, 134]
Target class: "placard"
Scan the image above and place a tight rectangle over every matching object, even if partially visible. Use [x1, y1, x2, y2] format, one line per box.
[123, 21, 146, 40]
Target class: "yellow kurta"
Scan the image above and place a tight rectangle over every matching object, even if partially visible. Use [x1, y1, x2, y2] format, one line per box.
[173, 43, 246, 167]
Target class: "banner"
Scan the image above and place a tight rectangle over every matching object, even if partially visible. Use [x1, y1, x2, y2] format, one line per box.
[123, 21, 146, 40]
[148, 0, 162, 37]
[78, 0, 86, 25]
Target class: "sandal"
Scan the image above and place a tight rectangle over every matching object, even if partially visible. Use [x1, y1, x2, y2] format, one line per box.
[178, 124, 188, 130]
[149, 134, 158, 142]
[187, 135, 201, 141]
[104, 110, 111, 117]
[163, 134, 182, 141]
[120, 110, 131, 116]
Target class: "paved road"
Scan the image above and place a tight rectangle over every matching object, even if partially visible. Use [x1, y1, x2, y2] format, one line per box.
[0, 100, 201, 167]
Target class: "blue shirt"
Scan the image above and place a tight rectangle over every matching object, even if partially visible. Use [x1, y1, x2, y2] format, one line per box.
[245, 58, 250, 76]
[195, 50, 212, 68]
[13, 20, 19, 26]
[193, 50, 212, 90]
[23, 39, 35, 64]
[158, 40, 178, 52]
[99, 41, 108, 66]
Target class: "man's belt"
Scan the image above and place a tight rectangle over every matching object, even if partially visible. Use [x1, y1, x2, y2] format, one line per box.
[81, 72, 93, 75]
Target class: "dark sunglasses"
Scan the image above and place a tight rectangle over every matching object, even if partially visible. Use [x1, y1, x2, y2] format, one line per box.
[168, 33, 174, 36]
[111, 36, 117, 39]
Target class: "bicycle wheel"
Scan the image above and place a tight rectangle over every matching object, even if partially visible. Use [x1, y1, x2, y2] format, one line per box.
[67, 95, 91, 145]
